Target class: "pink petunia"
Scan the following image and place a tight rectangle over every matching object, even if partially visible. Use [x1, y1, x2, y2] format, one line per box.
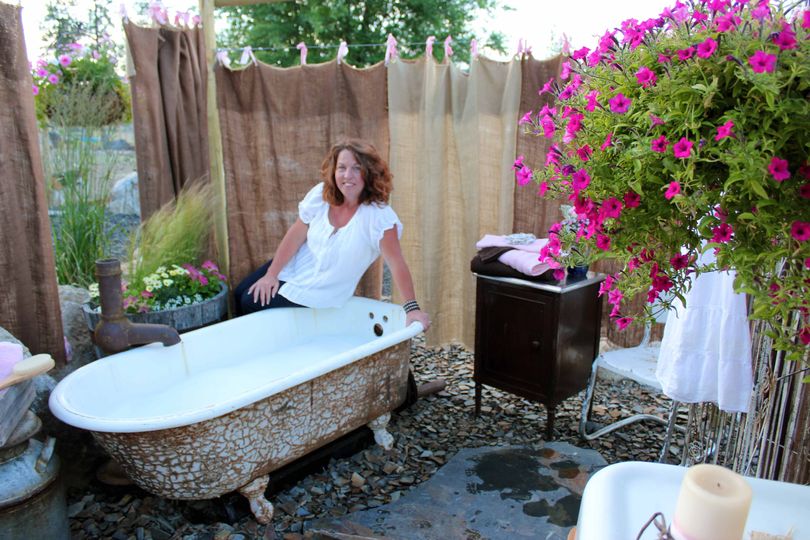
[649, 113, 665, 126]
[47, 73, 59, 84]
[608, 288, 623, 306]
[32, 84, 39, 95]
[772, 27, 797, 51]
[635, 66, 657, 87]
[791, 221, 810, 242]
[572, 169, 591, 191]
[538, 78, 554, 96]
[58, 54, 72, 67]
[804, 10, 810, 30]
[715, 13, 741, 32]
[518, 110, 533, 125]
[576, 145, 593, 162]
[676, 47, 695, 61]
[665, 181, 681, 200]
[571, 46, 590, 60]
[608, 93, 632, 114]
[768, 157, 790, 181]
[540, 115, 555, 138]
[553, 269, 566, 281]
[600, 197, 623, 219]
[711, 223, 734, 243]
[751, 2, 771, 21]
[596, 234, 611, 250]
[696, 37, 717, 58]
[585, 90, 600, 112]
[35, 67, 48, 78]
[670, 253, 690, 270]
[799, 184, 810, 199]
[623, 191, 641, 208]
[673, 137, 693, 158]
[657, 54, 671, 64]
[537, 182, 549, 196]
[651, 135, 669, 153]
[614, 317, 633, 330]
[516, 165, 533, 186]
[748, 50, 777, 73]
[714, 120, 734, 141]
[600, 133, 613, 151]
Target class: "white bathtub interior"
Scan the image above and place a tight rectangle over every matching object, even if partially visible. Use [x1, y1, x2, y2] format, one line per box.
[50, 297, 420, 432]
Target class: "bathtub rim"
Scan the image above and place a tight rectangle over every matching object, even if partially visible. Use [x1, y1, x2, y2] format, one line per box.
[49, 301, 423, 434]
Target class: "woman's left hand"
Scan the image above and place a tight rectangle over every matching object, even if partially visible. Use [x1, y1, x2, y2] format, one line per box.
[407, 309, 431, 332]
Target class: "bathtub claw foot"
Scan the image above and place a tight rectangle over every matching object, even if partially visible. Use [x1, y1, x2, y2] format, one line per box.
[368, 412, 394, 450]
[238, 476, 274, 524]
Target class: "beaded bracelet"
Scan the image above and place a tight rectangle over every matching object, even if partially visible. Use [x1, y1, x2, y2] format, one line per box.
[403, 300, 421, 313]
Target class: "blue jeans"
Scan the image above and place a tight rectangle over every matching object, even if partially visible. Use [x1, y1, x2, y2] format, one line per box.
[233, 259, 304, 316]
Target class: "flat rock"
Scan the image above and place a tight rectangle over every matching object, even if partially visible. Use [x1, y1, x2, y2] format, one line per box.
[306, 442, 606, 539]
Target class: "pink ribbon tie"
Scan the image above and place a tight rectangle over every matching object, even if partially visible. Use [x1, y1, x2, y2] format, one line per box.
[426, 36, 436, 58]
[385, 34, 398, 65]
[444, 35, 453, 60]
[297, 42, 308, 65]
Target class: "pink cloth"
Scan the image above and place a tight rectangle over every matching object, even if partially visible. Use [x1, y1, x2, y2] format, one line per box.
[476, 234, 548, 253]
[475, 234, 551, 277]
[0, 342, 24, 382]
[499, 250, 551, 276]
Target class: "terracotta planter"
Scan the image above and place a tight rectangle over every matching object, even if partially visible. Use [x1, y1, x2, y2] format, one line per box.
[82, 285, 229, 357]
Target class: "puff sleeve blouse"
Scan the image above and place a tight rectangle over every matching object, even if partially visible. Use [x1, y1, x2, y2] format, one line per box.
[277, 182, 403, 308]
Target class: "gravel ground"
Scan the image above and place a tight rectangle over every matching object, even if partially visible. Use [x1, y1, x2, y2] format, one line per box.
[64, 335, 676, 540]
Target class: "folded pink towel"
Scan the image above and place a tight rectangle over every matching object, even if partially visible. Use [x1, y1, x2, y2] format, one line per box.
[476, 234, 548, 254]
[0, 342, 24, 382]
[499, 250, 551, 277]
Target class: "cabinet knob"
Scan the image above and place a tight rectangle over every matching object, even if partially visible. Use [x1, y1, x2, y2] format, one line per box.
[531, 340, 540, 349]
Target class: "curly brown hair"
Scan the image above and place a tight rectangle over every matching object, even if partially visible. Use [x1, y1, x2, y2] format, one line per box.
[321, 139, 393, 206]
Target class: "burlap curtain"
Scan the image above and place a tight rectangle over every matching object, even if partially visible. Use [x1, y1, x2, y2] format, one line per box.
[0, 3, 65, 363]
[513, 54, 654, 347]
[124, 22, 209, 221]
[217, 60, 388, 298]
[389, 57, 521, 348]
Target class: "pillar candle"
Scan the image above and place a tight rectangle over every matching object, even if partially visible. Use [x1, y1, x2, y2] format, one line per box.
[671, 464, 753, 540]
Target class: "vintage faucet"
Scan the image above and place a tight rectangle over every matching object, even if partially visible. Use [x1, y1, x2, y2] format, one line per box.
[93, 258, 181, 354]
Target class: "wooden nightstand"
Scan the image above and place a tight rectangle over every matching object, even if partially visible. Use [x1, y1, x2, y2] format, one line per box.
[473, 272, 604, 439]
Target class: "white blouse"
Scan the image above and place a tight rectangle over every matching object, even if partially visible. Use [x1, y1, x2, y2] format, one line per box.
[278, 182, 403, 308]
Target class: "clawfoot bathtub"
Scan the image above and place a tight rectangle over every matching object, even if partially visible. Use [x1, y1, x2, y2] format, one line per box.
[49, 297, 422, 523]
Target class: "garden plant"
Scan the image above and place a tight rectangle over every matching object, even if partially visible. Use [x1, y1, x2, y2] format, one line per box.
[519, 0, 809, 362]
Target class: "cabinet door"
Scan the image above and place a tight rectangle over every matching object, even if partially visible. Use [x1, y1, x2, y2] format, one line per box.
[474, 280, 556, 401]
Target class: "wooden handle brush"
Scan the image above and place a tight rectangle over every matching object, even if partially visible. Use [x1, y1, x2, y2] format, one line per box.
[0, 354, 55, 391]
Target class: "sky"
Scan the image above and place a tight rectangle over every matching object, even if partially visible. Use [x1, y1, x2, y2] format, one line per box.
[19, 0, 675, 62]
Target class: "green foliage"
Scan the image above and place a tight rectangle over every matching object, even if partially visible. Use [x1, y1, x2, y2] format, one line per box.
[220, 0, 507, 67]
[523, 1, 809, 357]
[42, 81, 122, 288]
[127, 182, 216, 287]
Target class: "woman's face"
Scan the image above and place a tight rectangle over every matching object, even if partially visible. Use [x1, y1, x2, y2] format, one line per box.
[334, 149, 364, 203]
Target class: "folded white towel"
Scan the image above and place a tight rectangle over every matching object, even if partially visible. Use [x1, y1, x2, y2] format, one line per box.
[476, 234, 548, 254]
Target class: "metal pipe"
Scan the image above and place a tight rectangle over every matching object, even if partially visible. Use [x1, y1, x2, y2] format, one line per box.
[93, 259, 181, 354]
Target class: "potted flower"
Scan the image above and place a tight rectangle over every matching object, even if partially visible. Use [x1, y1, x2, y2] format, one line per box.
[83, 183, 228, 340]
[519, 0, 809, 359]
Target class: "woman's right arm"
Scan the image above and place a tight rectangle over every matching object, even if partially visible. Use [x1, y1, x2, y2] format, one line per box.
[248, 218, 309, 306]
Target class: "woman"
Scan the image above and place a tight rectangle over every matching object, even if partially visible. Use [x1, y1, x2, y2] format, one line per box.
[236, 139, 431, 331]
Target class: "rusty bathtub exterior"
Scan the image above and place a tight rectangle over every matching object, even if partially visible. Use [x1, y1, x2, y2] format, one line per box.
[49, 297, 421, 523]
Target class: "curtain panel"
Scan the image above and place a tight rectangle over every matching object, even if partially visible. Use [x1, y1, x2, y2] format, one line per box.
[124, 22, 210, 221]
[388, 57, 521, 348]
[0, 3, 65, 362]
[216, 60, 389, 298]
